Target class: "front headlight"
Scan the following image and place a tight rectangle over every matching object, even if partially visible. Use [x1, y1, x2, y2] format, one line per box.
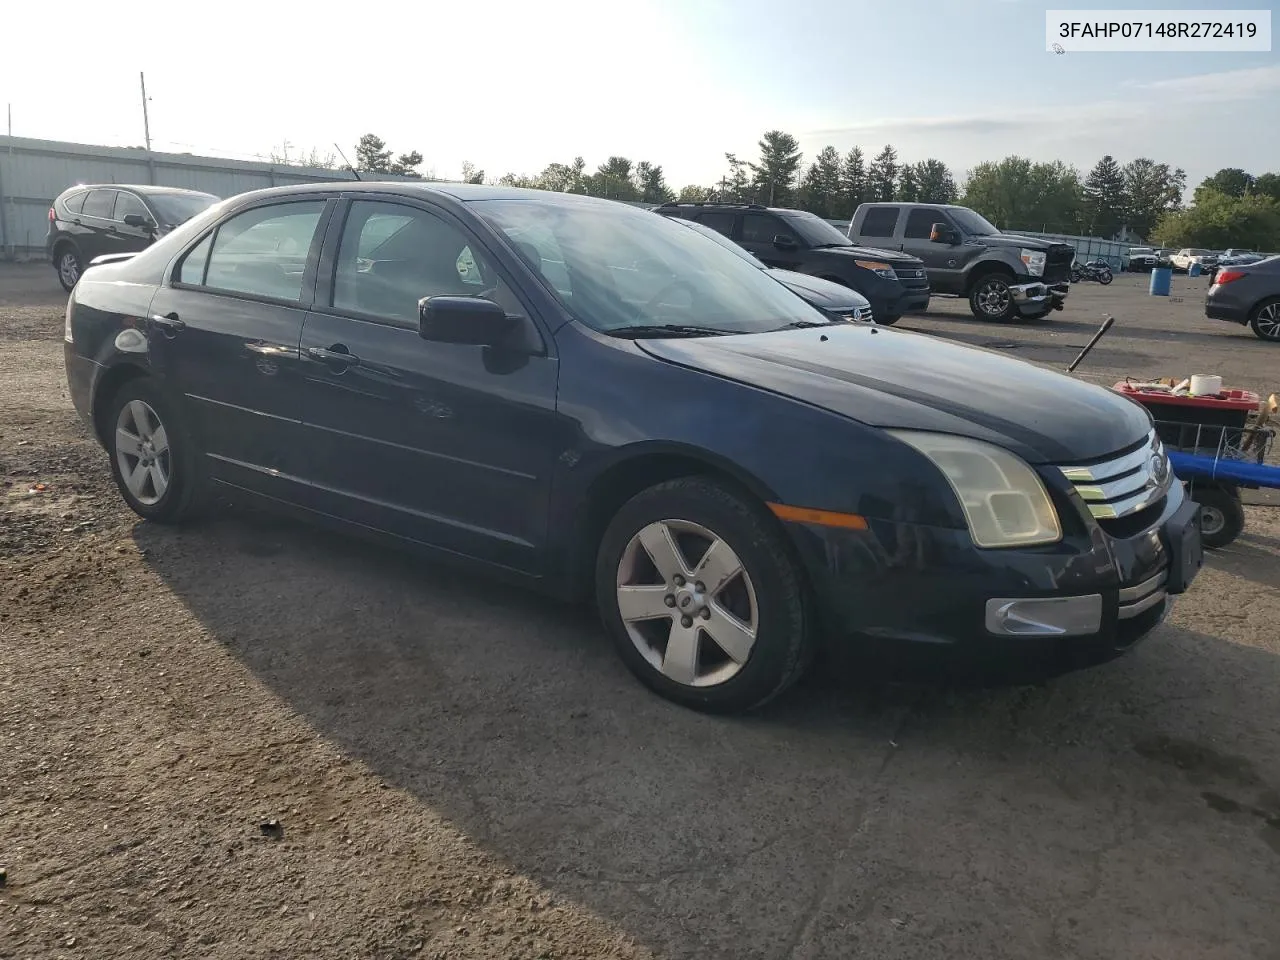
[889, 431, 1062, 548]
[854, 259, 897, 280]
[1020, 249, 1046, 277]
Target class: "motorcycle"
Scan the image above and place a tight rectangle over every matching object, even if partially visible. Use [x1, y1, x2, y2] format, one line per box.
[1071, 259, 1113, 285]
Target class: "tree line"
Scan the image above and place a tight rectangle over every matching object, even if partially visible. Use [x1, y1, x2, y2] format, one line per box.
[299, 132, 1280, 249]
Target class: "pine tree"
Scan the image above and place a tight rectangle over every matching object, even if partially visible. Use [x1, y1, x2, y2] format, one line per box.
[868, 145, 899, 202]
[1083, 155, 1127, 238]
[748, 131, 802, 205]
[838, 147, 867, 218]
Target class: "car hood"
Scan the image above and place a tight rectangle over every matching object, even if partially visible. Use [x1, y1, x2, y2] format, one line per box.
[817, 245, 924, 266]
[637, 325, 1151, 464]
[973, 233, 1074, 256]
[768, 269, 870, 310]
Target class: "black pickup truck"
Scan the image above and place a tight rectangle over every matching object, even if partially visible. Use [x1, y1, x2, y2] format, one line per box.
[848, 203, 1074, 322]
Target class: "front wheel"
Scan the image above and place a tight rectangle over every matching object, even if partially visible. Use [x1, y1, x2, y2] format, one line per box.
[1193, 485, 1244, 549]
[1098, 270, 1113, 285]
[1249, 297, 1280, 342]
[595, 477, 813, 713]
[969, 274, 1017, 322]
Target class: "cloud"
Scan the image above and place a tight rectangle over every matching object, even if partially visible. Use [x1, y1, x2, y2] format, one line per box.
[1128, 65, 1280, 102]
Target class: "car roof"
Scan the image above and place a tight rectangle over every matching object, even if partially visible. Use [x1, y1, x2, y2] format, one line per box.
[60, 183, 217, 198]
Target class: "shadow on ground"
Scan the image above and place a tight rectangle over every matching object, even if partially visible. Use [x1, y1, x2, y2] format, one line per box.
[135, 508, 1280, 959]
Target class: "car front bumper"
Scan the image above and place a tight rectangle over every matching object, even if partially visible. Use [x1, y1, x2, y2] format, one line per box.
[781, 478, 1200, 677]
[1011, 281, 1068, 314]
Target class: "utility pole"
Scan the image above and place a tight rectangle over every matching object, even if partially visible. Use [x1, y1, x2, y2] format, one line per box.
[6, 103, 10, 137]
[139, 72, 151, 151]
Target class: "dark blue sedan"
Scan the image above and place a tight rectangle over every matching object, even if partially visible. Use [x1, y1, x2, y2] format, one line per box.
[63, 183, 1201, 712]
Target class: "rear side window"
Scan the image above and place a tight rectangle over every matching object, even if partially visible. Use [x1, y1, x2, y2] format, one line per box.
[178, 233, 213, 285]
[199, 201, 326, 301]
[860, 207, 899, 237]
[903, 209, 943, 239]
[62, 192, 87, 215]
[82, 190, 117, 219]
[693, 211, 735, 236]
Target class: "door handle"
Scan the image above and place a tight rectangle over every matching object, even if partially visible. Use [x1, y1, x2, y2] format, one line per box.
[307, 345, 360, 367]
[150, 313, 185, 336]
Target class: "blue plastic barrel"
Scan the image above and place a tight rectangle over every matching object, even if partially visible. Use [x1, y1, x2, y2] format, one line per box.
[1189, 262, 1202, 277]
[1149, 267, 1172, 296]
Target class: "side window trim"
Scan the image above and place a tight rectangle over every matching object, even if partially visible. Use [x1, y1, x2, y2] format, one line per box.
[168, 196, 337, 309]
[313, 195, 549, 354]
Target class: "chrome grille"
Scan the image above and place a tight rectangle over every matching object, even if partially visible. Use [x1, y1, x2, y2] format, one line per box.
[833, 306, 876, 324]
[1058, 430, 1171, 520]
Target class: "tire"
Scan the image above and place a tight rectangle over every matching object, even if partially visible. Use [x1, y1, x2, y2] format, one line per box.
[968, 273, 1018, 322]
[55, 245, 83, 293]
[594, 477, 813, 713]
[1098, 270, 1113, 285]
[877, 314, 901, 326]
[1192, 485, 1244, 549]
[1248, 297, 1280, 342]
[104, 378, 206, 524]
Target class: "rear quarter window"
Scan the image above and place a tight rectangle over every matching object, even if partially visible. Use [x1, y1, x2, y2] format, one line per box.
[62, 192, 87, 215]
[860, 207, 900, 238]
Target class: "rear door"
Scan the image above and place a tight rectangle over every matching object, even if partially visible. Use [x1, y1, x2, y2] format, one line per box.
[110, 191, 158, 254]
[146, 196, 335, 498]
[291, 196, 561, 572]
[77, 189, 119, 263]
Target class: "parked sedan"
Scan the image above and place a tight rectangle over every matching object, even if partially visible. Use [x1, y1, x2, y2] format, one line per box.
[670, 216, 875, 323]
[63, 183, 1201, 712]
[47, 184, 220, 292]
[1206, 255, 1280, 341]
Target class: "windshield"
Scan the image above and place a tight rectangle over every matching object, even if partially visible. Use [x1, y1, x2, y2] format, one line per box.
[148, 191, 219, 227]
[474, 200, 827, 335]
[782, 210, 852, 248]
[669, 217, 764, 268]
[949, 207, 1000, 236]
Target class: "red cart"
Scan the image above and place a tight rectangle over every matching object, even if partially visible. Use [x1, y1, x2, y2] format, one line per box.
[1112, 383, 1276, 547]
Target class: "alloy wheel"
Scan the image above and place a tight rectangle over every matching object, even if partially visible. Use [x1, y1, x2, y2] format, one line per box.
[615, 519, 758, 688]
[1255, 302, 1280, 341]
[115, 399, 171, 506]
[976, 278, 1011, 317]
[59, 251, 80, 289]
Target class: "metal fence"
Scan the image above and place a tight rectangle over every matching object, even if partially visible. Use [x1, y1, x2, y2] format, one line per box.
[0, 135, 416, 258]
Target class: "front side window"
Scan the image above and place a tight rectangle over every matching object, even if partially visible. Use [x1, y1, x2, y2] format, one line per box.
[114, 192, 151, 223]
[904, 208, 944, 239]
[741, 214, 793, 245]
[332, 200, 519, 326]
[474, 199, 826, 336]
[82, 190, 117, 220]
[199, 201, 326, 301]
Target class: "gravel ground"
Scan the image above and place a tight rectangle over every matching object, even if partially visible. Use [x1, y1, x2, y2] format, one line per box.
[2, 262, 1279, 960]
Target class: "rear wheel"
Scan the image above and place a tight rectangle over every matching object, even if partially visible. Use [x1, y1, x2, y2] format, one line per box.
[1098, 269, 1113, 285]
[595, 477, 812, 713]
[105, 378, 206, 523]
[1248, 297, 1280, 342]
[969, 273, 1017, 322]
[1193, 486, 1244, 549]
[56, 246, 83, 292]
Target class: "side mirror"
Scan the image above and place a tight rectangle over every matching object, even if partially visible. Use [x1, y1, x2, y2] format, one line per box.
[419, 296, 518, 346]
[772, 234, 798, 251]
[123, 214, 156, 231]
[929, 223, 957, 244]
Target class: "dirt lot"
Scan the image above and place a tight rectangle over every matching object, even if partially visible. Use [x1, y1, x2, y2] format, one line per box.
[2, 262, 1279, 960]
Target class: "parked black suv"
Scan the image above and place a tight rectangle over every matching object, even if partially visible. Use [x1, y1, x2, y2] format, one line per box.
[849, 203, 1074, 323]
[655, 202, 929, 324]
[47, 184, 219, 292]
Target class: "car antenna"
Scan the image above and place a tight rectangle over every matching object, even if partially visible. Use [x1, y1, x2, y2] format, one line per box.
[333, 143, 361, 181]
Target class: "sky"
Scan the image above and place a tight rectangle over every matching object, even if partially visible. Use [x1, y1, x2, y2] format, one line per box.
[2, 0, 1277, 192]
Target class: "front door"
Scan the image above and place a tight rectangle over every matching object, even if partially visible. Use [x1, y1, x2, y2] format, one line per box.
[900, 207, 964, 294]
[110, 190, 159, 255]
[739, 212, 806, 269]
[146, 197, 334, 497]
[77, 188, 120, 264]
[293, 198, 560, 573]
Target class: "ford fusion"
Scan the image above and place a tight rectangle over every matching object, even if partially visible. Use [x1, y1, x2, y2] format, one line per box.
[63, 184, 1202, 712]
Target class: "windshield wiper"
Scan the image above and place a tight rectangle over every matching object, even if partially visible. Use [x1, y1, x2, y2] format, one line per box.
[611, 324, 731, 339]
[775, 319, 832, 329]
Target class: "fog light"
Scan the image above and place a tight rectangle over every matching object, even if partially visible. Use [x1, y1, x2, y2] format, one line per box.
[985, 595, 1102, 637]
